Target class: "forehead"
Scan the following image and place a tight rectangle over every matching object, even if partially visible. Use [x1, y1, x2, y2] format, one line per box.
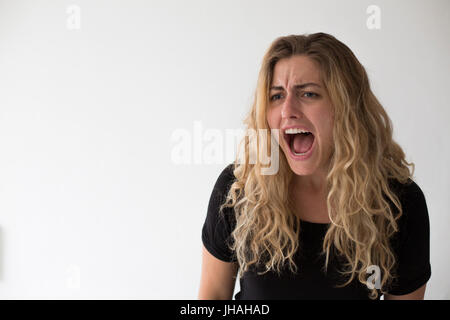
[271, 55, 322, 85]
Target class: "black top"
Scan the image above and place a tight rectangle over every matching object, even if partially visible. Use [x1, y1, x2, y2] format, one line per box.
[201, 164, 431, 300]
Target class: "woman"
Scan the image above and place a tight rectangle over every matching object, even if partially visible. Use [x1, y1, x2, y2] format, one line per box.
[198, 33, 431, 300]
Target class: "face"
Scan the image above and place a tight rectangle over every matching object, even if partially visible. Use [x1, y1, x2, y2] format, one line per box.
[266, 55, 334, 179]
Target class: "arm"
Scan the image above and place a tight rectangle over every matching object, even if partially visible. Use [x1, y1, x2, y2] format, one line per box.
[198, 245, 239, 300]
[384, 283, 427, 300]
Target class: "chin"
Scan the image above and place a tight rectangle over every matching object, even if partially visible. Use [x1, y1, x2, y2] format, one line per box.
[287, 161, 317, 176]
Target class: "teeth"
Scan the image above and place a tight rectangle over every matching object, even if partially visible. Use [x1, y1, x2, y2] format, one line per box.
[293, 150, 309, 155]
[285, 128, 311, 134]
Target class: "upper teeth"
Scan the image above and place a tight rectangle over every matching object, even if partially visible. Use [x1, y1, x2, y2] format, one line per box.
[285, 128, 311, 134]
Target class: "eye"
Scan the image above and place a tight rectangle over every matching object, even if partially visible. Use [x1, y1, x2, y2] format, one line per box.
[302, 92, 318, 98]
[270, 93, 282, 101]
[270, 92, 319, 101]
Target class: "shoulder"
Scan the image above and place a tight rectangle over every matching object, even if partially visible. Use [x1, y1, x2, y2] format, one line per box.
[207, 163, 237, 222]
[388, 177, 425, 201]
[210, 163, 237, 201]
[387, 177, 430, 253]
[388, 177, 429, 223]
[216, 163, 236, 187]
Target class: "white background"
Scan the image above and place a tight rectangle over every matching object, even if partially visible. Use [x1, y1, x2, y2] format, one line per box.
[0, 0, 449, 299]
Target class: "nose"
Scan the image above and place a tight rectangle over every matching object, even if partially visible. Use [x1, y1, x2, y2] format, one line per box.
[281, 92, 302, 119]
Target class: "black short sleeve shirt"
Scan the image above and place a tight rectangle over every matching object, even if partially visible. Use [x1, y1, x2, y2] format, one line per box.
[201, 164, 431, 299]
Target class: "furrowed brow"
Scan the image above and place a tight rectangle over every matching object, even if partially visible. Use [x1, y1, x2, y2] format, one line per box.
[270, 82, 321, 91]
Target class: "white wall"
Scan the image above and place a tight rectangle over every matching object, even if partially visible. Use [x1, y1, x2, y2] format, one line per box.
[0, 0, 448, 299]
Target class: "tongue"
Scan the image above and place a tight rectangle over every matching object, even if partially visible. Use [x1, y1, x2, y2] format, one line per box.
[292, 133, 314, 154]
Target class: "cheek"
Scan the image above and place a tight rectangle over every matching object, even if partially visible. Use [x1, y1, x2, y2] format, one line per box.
[266, 109, 279, 129]
[327, 112, 334, 140]
[315, 112, 334, 146]
[324, 117, 334, 150]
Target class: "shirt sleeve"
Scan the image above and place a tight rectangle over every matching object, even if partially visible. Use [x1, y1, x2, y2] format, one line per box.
[385, 179, 432, 296]
[201, 163, 237, 263]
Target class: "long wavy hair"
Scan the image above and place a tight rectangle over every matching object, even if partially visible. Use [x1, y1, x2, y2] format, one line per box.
[219, 32, 415, 299]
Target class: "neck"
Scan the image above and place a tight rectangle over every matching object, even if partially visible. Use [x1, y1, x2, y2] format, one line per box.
[291, 169, 328, 196]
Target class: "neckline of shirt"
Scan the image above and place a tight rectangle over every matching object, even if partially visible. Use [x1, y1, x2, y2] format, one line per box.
[299, 219, 331, 226]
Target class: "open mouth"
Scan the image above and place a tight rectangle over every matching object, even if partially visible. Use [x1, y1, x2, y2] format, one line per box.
[283, 131, 315, 156]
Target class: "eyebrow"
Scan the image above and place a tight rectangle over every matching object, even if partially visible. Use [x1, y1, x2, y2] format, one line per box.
[269, 82, 321, 91]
